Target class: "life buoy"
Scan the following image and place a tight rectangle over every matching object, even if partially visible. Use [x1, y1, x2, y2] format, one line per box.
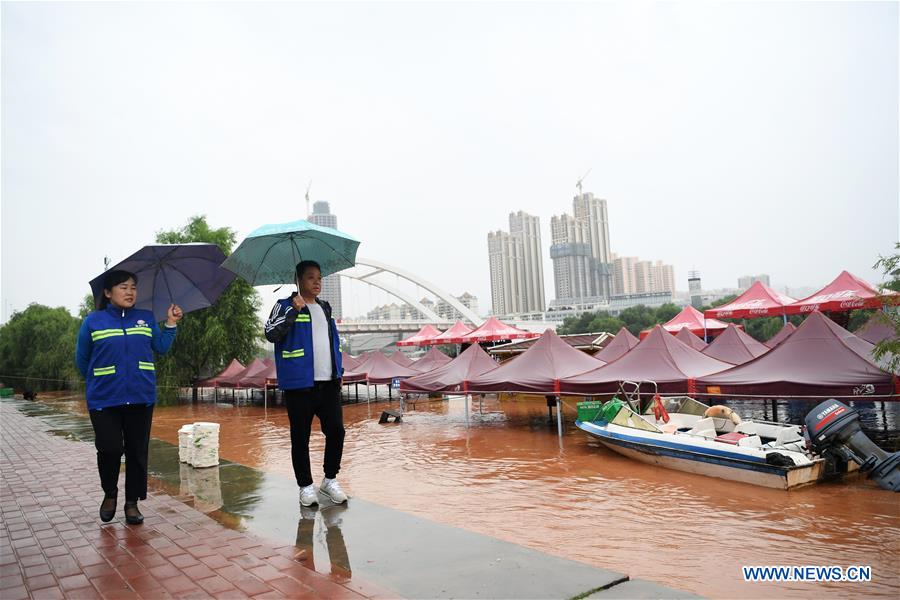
[704, 404, 742, 425]
[652, 393, 670, 424]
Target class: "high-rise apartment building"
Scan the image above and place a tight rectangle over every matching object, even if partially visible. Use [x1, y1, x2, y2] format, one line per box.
[738, 274, 771, 290]
[611, 254, 675, 295]
[487, 212, 545, 316]
[307, 201, 343, 319]
[550, 192, 612, 304]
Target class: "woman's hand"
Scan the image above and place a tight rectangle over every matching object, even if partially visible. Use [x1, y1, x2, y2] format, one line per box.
[166, 304, 183, 327]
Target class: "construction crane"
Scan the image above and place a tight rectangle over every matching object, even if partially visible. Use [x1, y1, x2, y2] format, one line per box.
[576, 168, 592, 196]
[305, 181, 312, 217]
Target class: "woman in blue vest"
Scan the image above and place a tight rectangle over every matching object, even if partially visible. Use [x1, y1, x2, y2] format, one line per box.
[76, 270, 182, 524]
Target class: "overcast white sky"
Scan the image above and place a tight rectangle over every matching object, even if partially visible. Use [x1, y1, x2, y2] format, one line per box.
[2, 1, 898, 322]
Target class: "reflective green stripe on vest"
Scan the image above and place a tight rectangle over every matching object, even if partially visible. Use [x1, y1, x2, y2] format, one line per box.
[296, 315, 311, 322]
[91, 328, 125, 342]
[282, 349, 305, 359]
[93, 365, 116, 377]
[138, 361, 155, 371]
[126, 326, 153, 337]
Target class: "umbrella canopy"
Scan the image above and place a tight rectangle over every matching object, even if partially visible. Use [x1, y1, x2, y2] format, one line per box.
[784, 270, 893, 315]
[388, 350, 416, 368]
[675, 327, 708, 351]
[640, 306, 731, 339]
[459, 317, 539, 344]
[765, 322, 796, 348]
[90, 243, 235, 323]
[704, 282, 796, 319]
[467, 330, 605, 394]
[362, 352, 420, 385]
[593, 327, 640, 363]
[699, 311, 896, 397]
[222, 219, 360, 285]
[397, 324, 444, 347]
[560, 325, 732, 395]
[197, 359, 245, 387]
[855, 312, 896, 345]
[410, 347, 453, 373]
[400, 342, 500, 394]
[429, 320, 475, 344]
[701, 324, 770, 365]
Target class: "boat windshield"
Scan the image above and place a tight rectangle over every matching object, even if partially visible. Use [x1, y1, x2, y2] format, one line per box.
[611, 404, 661, 432]
[641, 395, 708, 417]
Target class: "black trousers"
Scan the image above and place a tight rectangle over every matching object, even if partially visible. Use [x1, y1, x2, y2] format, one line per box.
[284, 381, 345, 487]
[88, 403, 154, 502]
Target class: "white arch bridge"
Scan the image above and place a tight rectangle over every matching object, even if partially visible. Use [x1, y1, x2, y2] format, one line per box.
[336, 257, 481, 334]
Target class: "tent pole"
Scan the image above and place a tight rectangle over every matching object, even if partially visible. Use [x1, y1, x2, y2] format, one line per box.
[556, 396, 563, 439]
[264, 385, 267, 412]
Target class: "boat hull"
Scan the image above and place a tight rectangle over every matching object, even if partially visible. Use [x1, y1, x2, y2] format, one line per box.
[577, 420, 825, 490]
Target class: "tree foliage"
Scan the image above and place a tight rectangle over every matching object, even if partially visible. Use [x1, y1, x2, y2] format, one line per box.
[0, 304, 81, 390]
[872, 243, 900, 373]
[153, 216, 262, 399]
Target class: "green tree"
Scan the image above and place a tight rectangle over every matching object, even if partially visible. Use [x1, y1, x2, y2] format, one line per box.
[0, 304, 81, 391]
[587, 314, 626, 334]
[154, 216, 262, 401]
[618, 305, 659, 336]
[872, 243, 900, 373]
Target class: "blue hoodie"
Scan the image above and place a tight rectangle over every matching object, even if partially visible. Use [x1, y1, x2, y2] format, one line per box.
[75, 305, 177, 410]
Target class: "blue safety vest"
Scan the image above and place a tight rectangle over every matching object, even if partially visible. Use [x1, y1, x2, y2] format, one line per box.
[75, 306, 176, 410]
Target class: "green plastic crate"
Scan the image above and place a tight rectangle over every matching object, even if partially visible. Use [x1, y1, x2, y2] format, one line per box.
[576, 400, 603, 422]
[0, 388, 14, 398]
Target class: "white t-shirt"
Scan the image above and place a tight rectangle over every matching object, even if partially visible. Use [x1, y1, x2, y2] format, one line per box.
[306, 302, 333, 381]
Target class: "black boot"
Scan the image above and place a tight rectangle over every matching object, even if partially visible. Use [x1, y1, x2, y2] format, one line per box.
[99, 495, 117, 522]
[124, 501, 144, 525]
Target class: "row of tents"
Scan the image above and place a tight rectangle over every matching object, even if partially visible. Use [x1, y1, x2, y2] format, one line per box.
[397, 270, 895, 345]
[362, 311, 895, 399]
[198, 309, 895, 399]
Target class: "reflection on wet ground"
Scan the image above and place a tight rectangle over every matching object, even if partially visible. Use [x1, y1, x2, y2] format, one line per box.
[22, 393, 900, 599]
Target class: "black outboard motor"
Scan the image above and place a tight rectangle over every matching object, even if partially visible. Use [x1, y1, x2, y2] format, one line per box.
[805, 399, 900, 492]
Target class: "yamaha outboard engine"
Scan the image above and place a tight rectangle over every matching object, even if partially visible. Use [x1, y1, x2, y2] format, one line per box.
[805, 399, 900, 492]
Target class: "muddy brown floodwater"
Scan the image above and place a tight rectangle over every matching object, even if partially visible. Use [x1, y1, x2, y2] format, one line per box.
[48, 393, 900, 599]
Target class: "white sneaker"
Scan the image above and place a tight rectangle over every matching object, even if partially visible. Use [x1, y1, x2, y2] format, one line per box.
[319, 478, 348, 503]
[299, 484, 318, 507]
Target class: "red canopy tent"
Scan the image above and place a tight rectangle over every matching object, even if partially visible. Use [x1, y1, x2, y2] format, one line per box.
[640, 306, 731, 340]
[427, 320, 474, 344]
[704, 282, 796, 319]
[410, 347, 453, 373]
[765, 322, 796, 348]
[361, 352, 420, 385]
[388, 350, 416, 368]
[400, 343, 500, 394]
[593, 327, 640, 363]
[240, 361, 277, 388]
[467, 329, 604, 394]
[560, 325, 732, 395]
[701, 324, 770, 365]
[855, 312, 896, 345]
[342, 351, 360, 372]
[459, 317, 540, 344]
[396, 324, 444, 347]
[197, 359, 245, 387]
[675, 327, 708, 351]
[784, 271, 894, 315]
[698, 311, 897, 397]
[220, 358, 270, 388]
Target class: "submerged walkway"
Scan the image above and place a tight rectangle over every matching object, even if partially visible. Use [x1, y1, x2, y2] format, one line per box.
[0, 402, 390, 599]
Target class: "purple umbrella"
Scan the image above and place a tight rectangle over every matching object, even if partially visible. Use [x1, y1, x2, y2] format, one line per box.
[89, 244, 235, 322]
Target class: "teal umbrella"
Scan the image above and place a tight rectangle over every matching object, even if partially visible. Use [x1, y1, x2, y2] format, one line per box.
[222, 219, 360, 286]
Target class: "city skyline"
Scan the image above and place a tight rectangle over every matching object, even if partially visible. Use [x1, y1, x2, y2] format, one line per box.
[2, 2, 896, 323]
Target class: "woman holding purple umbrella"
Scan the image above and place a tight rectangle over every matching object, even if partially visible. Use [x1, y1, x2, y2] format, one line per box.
[75, 269, 182, 524]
